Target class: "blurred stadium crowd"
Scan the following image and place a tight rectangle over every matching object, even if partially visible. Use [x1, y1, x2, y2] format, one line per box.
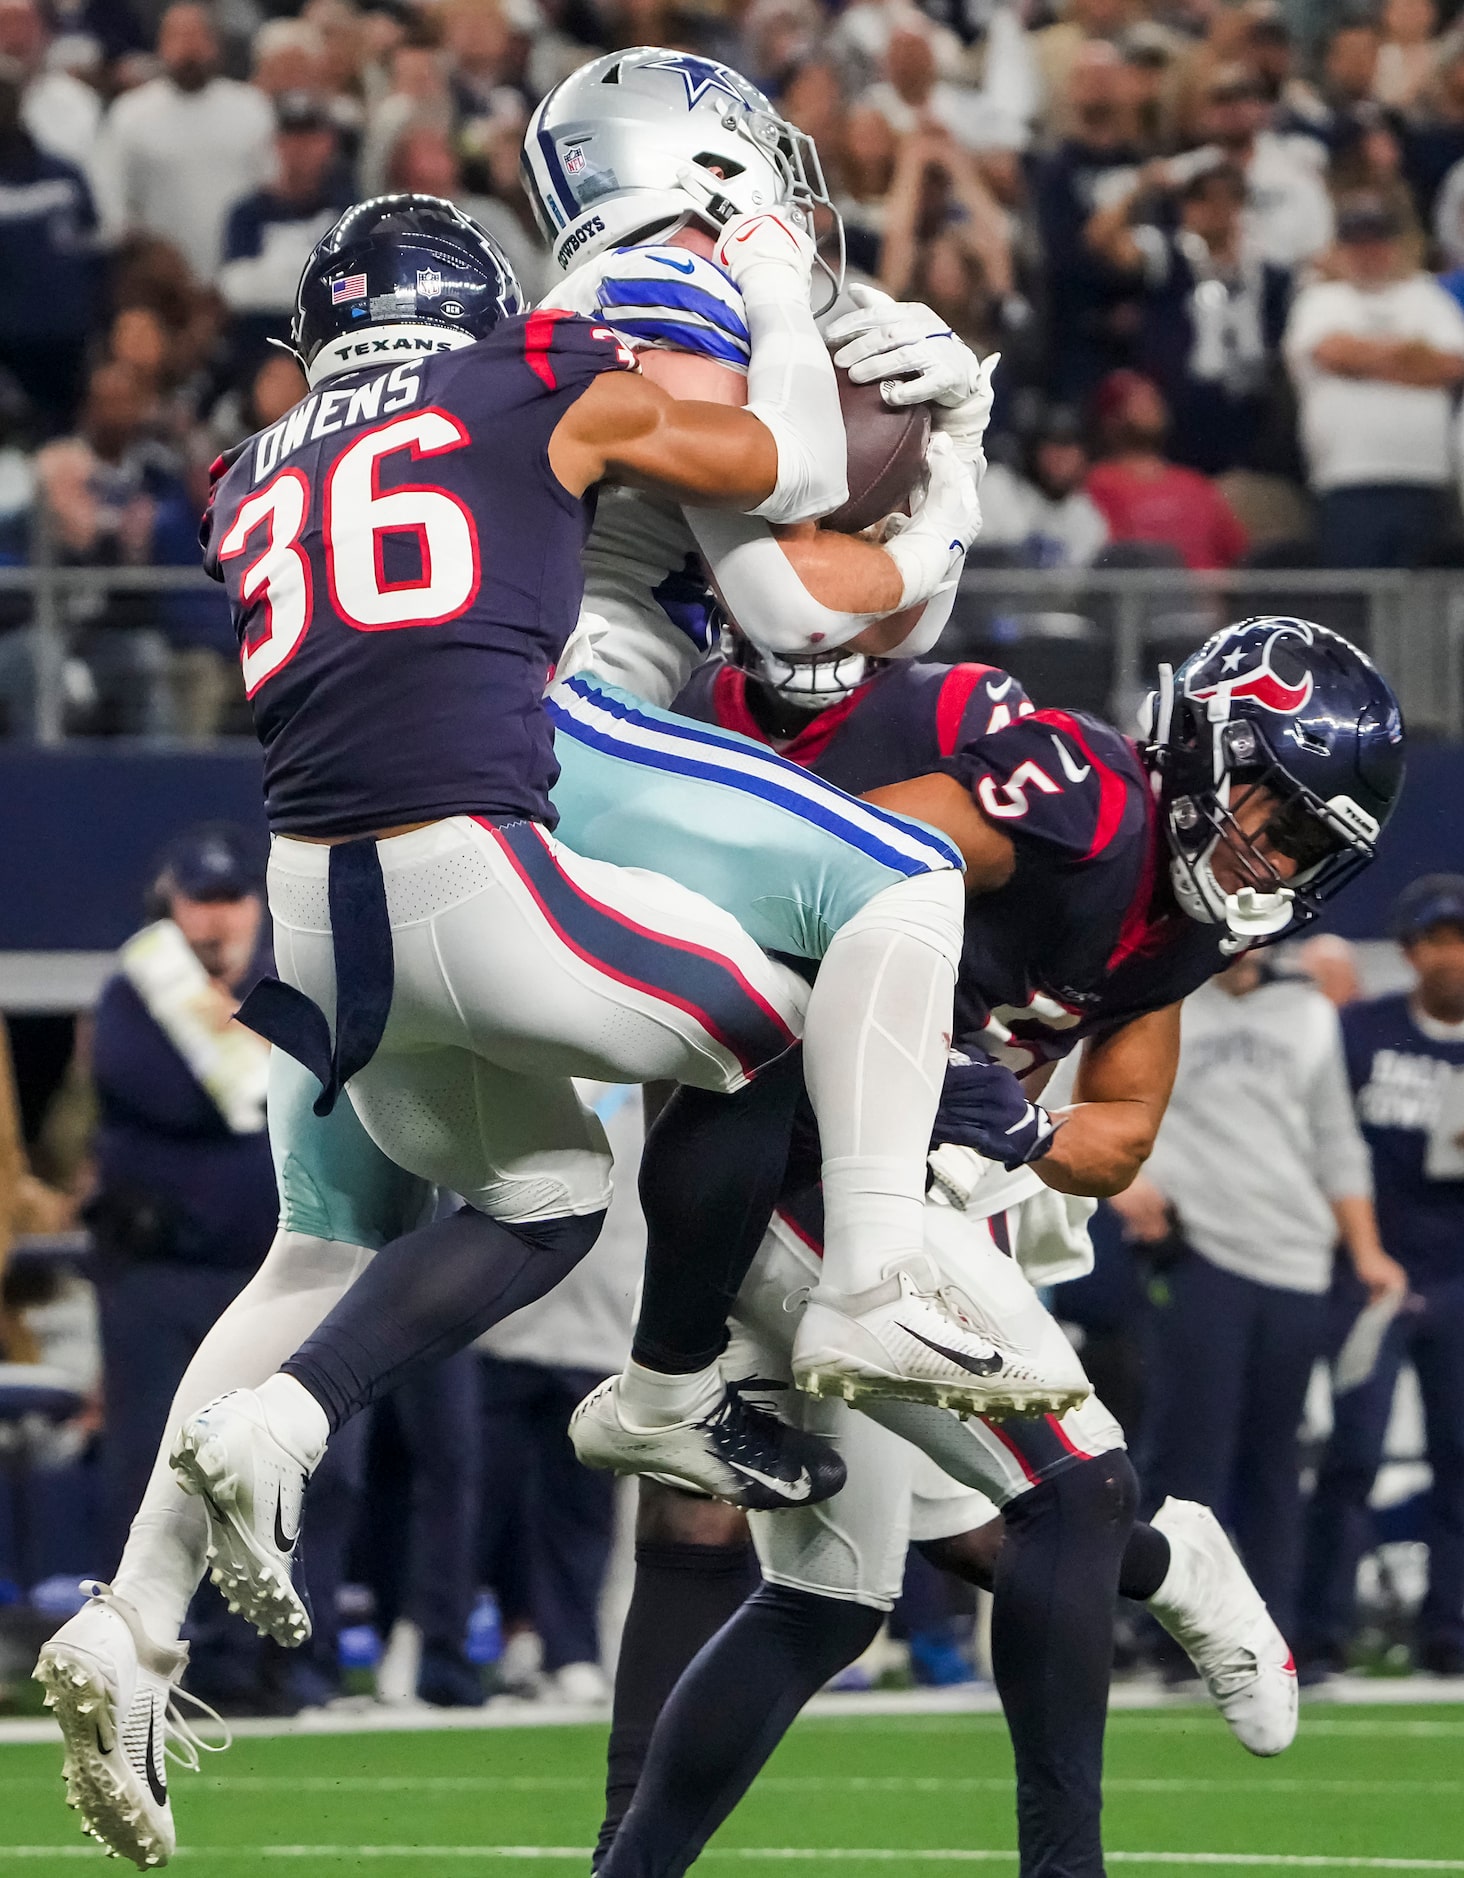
[8, 0, 1464, 727]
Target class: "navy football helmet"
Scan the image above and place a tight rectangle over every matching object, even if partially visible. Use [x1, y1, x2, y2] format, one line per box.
[290, 194, 524, 387]
[1142, 617, 1405, 946]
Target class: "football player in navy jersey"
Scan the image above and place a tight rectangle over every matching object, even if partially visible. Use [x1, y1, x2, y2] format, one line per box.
[1299, 874, 1464, 1681]
[580, 617, 1403, 1878]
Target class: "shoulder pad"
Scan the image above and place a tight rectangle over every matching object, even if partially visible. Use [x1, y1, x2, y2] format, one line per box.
[933, 662, 1034, 756]
[950, 706, 1143, 863]
[518, 307, 637, 391]
[588, 245, 750, 371]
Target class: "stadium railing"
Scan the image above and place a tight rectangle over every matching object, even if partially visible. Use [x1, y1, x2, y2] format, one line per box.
[944, 564, 1464, 739]
[0, 562, 1461, 739]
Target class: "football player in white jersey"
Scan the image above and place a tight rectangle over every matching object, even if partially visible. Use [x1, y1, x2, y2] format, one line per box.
[519, 50, 1026, 1449]
[590, 1118, 1299, 1878]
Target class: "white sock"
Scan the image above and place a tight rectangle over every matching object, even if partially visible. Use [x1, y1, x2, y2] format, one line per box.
[111, 1230, 372, 1642]
[803, 873, 963, 1296]
[255, 1372, 331, 1464]
[615, 1358, 725, 1429]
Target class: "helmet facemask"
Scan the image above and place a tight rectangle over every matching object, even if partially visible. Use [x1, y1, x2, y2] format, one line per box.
[728, 627, 870, 724]
[1149, 671, 1380, 948]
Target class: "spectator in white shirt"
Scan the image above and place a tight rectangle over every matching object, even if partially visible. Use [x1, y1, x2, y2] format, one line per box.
[0, 0, 100, 174]
[1284, 194, 1464, 567]
[1197, 64, 1334, 270]
[94, 2, 273, 280]
[858, 13, 1036, 153]
[978, 410, 1110, 565]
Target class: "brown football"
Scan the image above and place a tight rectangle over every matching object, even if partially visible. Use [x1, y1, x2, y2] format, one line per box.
[821, 367, 933, 534]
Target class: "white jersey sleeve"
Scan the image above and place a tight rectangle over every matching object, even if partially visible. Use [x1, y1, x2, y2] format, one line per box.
[541, 244, 752, 371]
[539, 245, 755, 705]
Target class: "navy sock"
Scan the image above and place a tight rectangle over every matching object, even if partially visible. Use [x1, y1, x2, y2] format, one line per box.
[283, 1205, 603, 1432]
[631, 1051, 805, 1374]
[992, 1453, 1139, 1878]
[599, 1583, 882, 1878]
[1118, 1521, 1171, 1603]
[595, 1537, 761, 1868]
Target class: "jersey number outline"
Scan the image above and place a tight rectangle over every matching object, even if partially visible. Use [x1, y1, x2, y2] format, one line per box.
[218, 467, 312, 700]
[323, 408, 480, 631]
[219, 409, 481, 692]
[976, 759, 1062, 821]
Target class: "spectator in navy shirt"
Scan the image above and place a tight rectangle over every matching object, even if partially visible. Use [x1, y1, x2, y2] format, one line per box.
[218, 90, 353, 378]
[1298, 875, 1464, 1681]
[1030, 45, 1146, 402]
[0, 61, 99, 431]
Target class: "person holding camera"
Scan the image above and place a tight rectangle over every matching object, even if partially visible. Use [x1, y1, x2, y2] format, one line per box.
[1085, 148, 1292, 473]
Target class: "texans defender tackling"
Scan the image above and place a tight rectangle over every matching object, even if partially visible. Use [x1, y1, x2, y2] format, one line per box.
[32, 187, 875, 1866]
[584, 612, 1405, 1878]
[34, 115, 997, 1861]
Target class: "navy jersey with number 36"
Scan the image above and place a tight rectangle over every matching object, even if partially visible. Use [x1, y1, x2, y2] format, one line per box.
[202, 311, 635, 836]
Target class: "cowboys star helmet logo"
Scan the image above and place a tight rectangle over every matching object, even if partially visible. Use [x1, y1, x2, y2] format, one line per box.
[638, 51, 756, 111]
[1187, 618, 1316, 716]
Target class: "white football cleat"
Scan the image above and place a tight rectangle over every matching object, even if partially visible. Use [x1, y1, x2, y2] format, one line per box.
[170, 1387, 322, 1647]
[33, 1582, 225, 1870]
[1147, 1498, 1298, 1756]
[570, 1373, 847, 1510]
[791, 1256, 1091, 1418]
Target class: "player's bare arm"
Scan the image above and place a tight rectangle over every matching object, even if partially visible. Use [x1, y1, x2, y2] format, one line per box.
[1038, 1004, 1183, 1198]
[549, 368, 785, 508]
[863, 771, 1016, 890]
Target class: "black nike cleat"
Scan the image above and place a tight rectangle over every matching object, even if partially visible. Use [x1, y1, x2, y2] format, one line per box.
[792, 1256, 1092, 1418]
[570, 1374, 846, 1510]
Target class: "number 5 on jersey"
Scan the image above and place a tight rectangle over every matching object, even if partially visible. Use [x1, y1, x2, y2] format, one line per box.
[218, 409, 481, 697]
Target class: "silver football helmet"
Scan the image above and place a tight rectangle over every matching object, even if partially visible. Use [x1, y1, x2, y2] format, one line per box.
[521, 48, 842, 307]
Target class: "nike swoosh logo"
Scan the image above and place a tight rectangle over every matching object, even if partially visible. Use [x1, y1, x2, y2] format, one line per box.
[728, 1460, 813, 1502]
[274, 1483, 300, 1554]
[651, 254, 696, 274]
[94, 1709, 114, 1758]
[902, 1326, 1005, 1377]
[1006, 1102, 1039, 1137]
[986, 675, 1014, 700]
[145, 1708, 167, 1807]
[1051, 735, 1091, 783]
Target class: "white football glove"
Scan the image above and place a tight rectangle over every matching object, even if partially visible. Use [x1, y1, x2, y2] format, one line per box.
[826, 284, 998, 465]
[710, 202, 817, 292]
[827, 284, 980, 406]
[880, 431, 982, 609]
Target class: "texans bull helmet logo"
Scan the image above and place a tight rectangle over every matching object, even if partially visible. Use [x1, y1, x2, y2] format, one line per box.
[1185, 618, 1316, 717]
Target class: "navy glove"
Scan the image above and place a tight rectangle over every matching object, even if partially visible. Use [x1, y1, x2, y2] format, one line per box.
[933, 1051, 1061, 1170]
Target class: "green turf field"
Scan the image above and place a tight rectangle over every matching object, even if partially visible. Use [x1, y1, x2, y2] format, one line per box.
[4, 1704, 1464, 1876]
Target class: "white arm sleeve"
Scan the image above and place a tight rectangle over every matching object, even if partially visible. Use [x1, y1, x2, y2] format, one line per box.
[686, 509, 965, 657]
[736, 264, 849, 524]
[686, 508, 883, 652]
[881, 580, 959, 660]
